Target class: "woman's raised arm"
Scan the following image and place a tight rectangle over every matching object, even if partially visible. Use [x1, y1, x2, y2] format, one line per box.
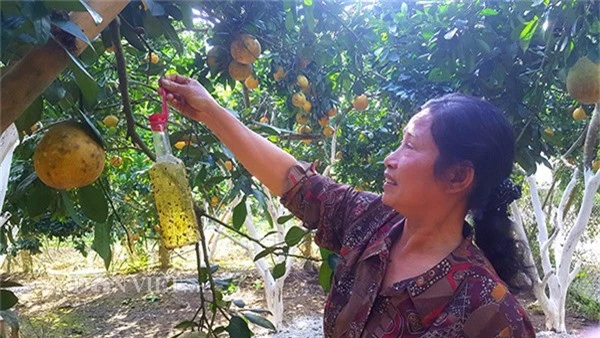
[159, 74, 297, 196]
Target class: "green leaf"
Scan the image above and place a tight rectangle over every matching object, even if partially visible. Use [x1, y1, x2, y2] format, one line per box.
[253, 247, 275, 262]
[120, 23, 147, 51]
[480, 8, 498, 16]
[76, 109, 105, 149]
[15, 172, 39, 199]
[283, 0, 296, 31]
[226, 316, 252, 338]
[245, 308, 272, 315]
[63, 46, 99, 107]
[0, 280, 23, 288]
[77, 185, 109, 223]
[159, 17, 183, 54]
[284, 226, 306, 247]
[0, 290, 18, 310]
[43, 80, 66, 104]
[251, 188, 272, 227]
[519, 16, 539, 52]
[272, 261, 286, 279]
[51, 19, 93, 48]
[179, 2, 194, 29]
[91, 222, 112, 269]
[60, 190, 84, 225]
[242, 312, 276, 331]
[303, 2, 315, 33]
[277, 214, 295, 224]
[26, 183, 53, 217]
[198, 265, 218, 283]
[15, 96, 43, 135]
[174, 320, 198, 329]
[43, 1, 84, 12]
[318, 261, 333, 292]
[232, 197, 247, 230]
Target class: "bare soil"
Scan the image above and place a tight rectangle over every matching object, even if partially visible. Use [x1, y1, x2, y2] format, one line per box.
[3, 244, 597, 337]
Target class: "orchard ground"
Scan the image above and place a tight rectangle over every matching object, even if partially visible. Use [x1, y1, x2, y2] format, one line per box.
[3, 239, 598, 338]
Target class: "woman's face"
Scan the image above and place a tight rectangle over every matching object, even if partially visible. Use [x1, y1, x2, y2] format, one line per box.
[382, 109, 445, 214]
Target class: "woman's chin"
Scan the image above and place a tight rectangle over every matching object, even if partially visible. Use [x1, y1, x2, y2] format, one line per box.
[381, 192, 394, 207]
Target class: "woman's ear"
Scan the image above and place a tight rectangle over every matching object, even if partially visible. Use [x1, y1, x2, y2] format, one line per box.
[444, 162, 474, 195]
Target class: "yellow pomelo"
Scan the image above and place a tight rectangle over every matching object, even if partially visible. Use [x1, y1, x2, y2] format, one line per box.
[297, 75, 309, 88]
[228, 61, 252, 81]
[224, 160, 234, 171]
[327, 107, 337, 117]
[353, 94, 369, 111]
[34, 121, 105, 190]
[110, 155, 123, 167]
[207, 47, 220, 68]
[572, 106, 586, 121]
[566, 56, 600, 104]
[230, 34, 261, 64]
[103, 115, 118, 127]
[149, 52, 159, 64]
[318, 116, 330, 127]
[245, 76, 259, 89]
[302, 100, 312, 113]
[296, 113, 308, 125]
[273, 67, 286, 81]
[292, 92, 306, 107]
[322, 126, 335, 137]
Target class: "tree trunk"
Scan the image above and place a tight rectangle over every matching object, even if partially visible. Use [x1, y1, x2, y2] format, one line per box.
[301, 233, 315, 271]
[265, 278, 285, 327]
[158, 243, 170, 270]
[20, 250, 32, 274]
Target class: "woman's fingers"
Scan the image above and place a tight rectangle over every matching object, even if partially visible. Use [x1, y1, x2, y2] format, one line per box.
[163, 74, 191, 84]
[159, 78, 187, 93]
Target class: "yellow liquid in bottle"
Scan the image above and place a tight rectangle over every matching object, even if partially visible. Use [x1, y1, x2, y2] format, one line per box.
[149, 161, 199, 249]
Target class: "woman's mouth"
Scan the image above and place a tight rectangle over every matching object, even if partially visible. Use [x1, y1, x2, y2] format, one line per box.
[384, 173, 397, 186]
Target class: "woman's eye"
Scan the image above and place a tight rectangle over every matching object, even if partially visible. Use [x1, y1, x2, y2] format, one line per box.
[401, 139, 413, 149]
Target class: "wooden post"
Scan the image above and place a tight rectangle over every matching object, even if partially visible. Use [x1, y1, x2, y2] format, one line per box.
[0, 0, 130, 134]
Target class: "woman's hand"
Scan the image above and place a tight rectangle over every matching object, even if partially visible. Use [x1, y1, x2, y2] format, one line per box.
[158, 74, 220, 122]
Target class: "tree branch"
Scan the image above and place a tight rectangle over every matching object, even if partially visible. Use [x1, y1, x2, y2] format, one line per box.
[108, 20, 156, 162]
[583, 104, 600, 169]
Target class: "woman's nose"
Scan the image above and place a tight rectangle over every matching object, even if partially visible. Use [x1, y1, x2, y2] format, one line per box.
[384, 153, 397, 168]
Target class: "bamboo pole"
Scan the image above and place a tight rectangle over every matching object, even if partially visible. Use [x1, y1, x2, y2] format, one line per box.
[0, 0, 130, 134]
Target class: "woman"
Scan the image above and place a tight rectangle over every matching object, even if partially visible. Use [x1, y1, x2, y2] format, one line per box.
[159, 75, 535, 338]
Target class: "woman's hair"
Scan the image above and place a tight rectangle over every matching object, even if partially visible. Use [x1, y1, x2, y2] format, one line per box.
[422, 93, 532, 292]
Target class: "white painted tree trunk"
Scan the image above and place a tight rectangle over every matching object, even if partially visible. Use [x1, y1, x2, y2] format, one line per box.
[244, 193, 293, 329]
[512, 104, 600, 332]
[0, 124, 19, 269]
[214, 192, 293, 329]
[0, 124, 19, 211]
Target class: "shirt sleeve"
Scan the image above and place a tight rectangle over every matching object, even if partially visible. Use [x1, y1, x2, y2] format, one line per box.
[279, 161, 379, 253]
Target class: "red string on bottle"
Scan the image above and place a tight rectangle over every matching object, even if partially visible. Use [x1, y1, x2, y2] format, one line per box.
[149, 90, 169, 131]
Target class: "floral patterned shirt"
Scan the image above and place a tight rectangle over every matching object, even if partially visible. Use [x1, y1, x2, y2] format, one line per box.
[280, 162, 535, 338]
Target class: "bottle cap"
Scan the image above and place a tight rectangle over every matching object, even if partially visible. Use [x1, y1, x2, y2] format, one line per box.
[149, 89, 169, 131]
